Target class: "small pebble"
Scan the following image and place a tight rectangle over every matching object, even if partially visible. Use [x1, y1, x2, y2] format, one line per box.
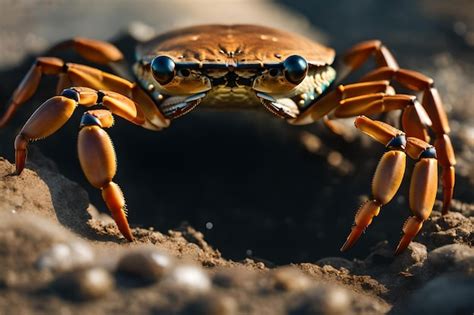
[271, 267, 311, 292]
[289, 284, 351, 315]
[37, 241, 94, 272]
[52, 267, 114, 301]
[164, 264, 211, 292]
[181, 294, 237, 315]
[117, 248, 172, 282]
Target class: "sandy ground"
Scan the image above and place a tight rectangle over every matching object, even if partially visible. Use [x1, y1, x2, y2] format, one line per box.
[0, 0, 473, 314]
[0, 154, 472, 314]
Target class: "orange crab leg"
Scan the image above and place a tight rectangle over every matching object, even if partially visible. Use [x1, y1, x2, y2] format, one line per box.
[14, 94, 77, 174]
[13, 88, 138, 240]
[0, 58, 168, 130]
[393, 137, 438, 253]
[289, 80, 391, 125]
[424, 89, 456, 214]
[339, 40, 399, 80]
[0, 57, 64, 127]
[341, 116, 438, 254]
[339, 41, 455, 214]
[333, 93, 416, 118]
[14, 87, 147, 174]
[78, 110, 133, 241]
[1, 37, 124, 127]
[401, 106, 430, 142]
[50, 37, 124, 65]
[363, 68, 454, 213]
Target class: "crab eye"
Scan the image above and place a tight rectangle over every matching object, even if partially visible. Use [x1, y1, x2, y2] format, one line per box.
[151, 56, 176, 85]
[283, 55, 308, 85]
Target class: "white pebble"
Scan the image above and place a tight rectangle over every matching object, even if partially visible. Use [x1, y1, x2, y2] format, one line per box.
[37, 242, 94, 271]
[166, 265, 211, 291]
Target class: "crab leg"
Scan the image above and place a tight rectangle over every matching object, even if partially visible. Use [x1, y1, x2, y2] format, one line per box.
[13, 88, 140, 240]
[396, 137, 438, 254]
[364, 70, 454, 214]
[340, 116, 438, 253]
[0, 59, 168, 130]
[289, 80, 391, 125]
[341, 41, 455, 213]
[78, 110, 133, 241]
[14, 90, 77, 174]
[333, 93, 415, 117]
[339, 40, 399, 79]
[1, 37, 124, 127]
[0, 57, 64, 127]
[14, 87, 146, 174]
[49, 37, 124, 65]
[340, 117, 406, 251]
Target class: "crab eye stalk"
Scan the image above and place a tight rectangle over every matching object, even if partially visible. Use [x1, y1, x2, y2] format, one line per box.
[151, 56, 176, 85]
[283, 55, 308, 85]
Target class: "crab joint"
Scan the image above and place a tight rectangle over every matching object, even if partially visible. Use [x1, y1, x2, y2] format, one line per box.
[13, 96, 77, 174]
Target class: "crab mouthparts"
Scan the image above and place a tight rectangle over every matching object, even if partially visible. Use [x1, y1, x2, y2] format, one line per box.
[159, 93, 207, 119]
[210, 71, 253, 88]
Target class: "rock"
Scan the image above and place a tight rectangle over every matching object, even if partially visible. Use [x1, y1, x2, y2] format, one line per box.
[116, 246, 173, 282]
[163, 264, 211, 292]
[390, 242, 427, 272]
[394, 273, 474, 315]
[181, 294, 237, 315]
[420, 211, 473, 250]
[271, 266, 311, 292]
[364, 241, 428, 273]
[36, 241, 94, 272]
[423, 244, 474, 276]
[52, 267, 114, 301]
[288, 284, 351, 315]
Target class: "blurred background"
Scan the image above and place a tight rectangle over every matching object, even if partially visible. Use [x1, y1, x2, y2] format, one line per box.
[0, 0, 473, 264]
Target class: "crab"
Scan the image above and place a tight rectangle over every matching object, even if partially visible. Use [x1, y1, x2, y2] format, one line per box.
[0, 25, 455, 254]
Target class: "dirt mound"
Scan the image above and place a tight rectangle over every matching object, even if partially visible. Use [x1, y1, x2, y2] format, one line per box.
[0, 154, 472, 314]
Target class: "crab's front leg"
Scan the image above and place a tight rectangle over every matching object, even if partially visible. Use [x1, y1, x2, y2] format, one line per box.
[78, 110, 133, 241]
[13, 87, 148, 241]
[341, 116, 437, 254]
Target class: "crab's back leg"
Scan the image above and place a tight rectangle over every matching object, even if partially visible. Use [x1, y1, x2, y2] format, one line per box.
[340, 41, 455, 213]
[340, 116, 438, 254]
[49, 37, 124, 65]
[0, 57, 168, 130]
[1, 37, 123, 126]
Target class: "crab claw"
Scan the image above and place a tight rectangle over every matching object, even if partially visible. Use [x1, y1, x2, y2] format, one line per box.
[340, 200, 381, 251]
